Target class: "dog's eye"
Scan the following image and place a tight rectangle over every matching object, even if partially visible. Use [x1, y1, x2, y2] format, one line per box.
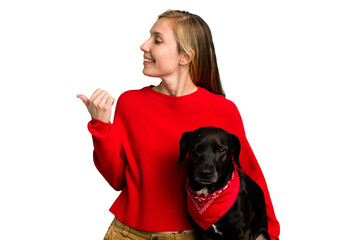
[218, 147, 225, 153]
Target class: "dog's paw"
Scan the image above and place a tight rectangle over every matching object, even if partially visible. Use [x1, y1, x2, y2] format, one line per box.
[255, 233, 271, 240]
[254, 228, 270, 240]
[255, 235, 267, 240]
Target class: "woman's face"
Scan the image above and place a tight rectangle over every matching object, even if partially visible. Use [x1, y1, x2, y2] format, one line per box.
[140, 18, 183, 78]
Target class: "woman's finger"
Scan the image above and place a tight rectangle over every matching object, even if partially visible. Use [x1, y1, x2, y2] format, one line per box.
[93, 91, 108, 106]
[89, 88, 103, 102]
[100, 93, 112, 106]
[76, 94, 90, 106]
[105, 95, 115, 107]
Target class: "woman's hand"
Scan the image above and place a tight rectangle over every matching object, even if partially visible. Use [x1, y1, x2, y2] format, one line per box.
[77, 89, 115, 123]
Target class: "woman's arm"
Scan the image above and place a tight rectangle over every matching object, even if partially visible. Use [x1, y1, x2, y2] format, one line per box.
[88, 118, 126, 191]
[78, 89, 127, 191]
[229, 102, 280, 240]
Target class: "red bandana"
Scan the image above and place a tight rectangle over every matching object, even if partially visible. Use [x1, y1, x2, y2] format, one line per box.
[185, 169, 240, 230]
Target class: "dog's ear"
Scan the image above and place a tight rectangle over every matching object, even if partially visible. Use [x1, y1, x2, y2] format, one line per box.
[230, 134, 241, 169]
[177, 131, 192, 165]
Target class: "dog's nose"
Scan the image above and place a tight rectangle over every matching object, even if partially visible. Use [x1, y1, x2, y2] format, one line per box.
[199, 165, 214, 178]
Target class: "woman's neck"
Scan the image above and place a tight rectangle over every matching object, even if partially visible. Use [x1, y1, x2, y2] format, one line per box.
[153, 73, 197, 97]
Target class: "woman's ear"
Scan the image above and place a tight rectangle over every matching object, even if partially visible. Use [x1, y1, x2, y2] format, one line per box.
[180, 50, 195, 66]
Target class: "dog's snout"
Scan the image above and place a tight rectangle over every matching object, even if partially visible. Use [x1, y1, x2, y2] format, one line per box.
[199, 164, 215, 178]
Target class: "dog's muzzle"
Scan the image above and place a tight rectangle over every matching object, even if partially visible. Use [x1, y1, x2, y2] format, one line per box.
[194, 164, 218, 184]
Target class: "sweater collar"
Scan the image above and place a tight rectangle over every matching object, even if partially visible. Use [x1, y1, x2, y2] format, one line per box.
[141, 85, 205, 106]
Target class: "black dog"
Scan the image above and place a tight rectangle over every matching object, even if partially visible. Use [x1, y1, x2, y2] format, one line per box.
[178, 127, 270, 240]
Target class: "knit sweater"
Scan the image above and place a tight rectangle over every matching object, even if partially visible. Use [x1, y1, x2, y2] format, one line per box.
[88, 86, 280, 239]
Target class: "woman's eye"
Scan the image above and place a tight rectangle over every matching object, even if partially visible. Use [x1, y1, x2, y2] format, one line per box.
[155, 39, 162, 44]
[218, 148, 225, 153]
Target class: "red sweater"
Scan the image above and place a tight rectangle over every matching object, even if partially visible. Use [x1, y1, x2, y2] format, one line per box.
[88, 86, 280, 239]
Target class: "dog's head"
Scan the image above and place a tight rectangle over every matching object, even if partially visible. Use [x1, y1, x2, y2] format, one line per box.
[177, 127, 241, 186]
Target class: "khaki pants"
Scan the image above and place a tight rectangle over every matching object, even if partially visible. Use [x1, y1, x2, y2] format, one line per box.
[104, 217, 197, 240]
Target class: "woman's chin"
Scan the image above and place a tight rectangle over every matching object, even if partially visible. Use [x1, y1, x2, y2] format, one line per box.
[142, 69, 158, 78]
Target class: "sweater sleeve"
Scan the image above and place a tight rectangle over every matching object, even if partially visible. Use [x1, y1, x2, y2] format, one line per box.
[229, 101, 280, 240]
[87, 97, 127, 191]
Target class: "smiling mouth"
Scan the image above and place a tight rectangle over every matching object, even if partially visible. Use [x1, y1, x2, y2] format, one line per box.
[144, 58, 155, 63]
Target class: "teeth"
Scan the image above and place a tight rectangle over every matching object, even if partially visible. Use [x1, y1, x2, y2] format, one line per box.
[144, 58, 154, 63]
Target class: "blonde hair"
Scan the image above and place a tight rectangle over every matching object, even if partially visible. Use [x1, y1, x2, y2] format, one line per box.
[158, 10, 225, 96]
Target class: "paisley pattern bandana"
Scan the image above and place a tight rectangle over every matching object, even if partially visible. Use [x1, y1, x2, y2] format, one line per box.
[185, 169, 240, 230]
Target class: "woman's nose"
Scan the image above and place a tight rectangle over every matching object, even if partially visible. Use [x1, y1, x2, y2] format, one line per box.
[140, 38, 150, 52]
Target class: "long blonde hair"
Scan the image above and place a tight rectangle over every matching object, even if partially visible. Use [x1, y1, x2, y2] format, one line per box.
[158, 10, 225, 96]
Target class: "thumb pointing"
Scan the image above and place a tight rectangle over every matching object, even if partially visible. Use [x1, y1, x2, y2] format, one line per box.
[76, 94, 89, 106]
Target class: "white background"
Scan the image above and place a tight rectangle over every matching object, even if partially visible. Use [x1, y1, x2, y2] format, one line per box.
[1, 0, 359, 239]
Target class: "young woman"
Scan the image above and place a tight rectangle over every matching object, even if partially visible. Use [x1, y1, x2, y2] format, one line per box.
[77, 10, 280, 240]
